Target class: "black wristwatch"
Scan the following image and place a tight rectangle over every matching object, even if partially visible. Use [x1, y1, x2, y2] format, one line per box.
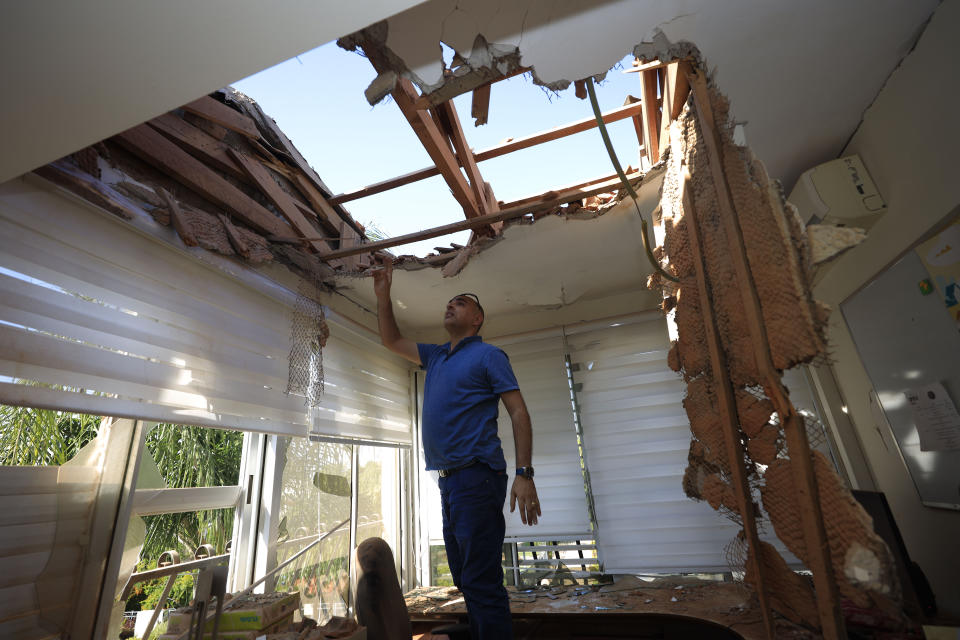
[516, 466, 535, 479]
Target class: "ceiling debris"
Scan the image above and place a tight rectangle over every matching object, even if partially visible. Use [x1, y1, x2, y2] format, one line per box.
[339, 23, 530, 109]
[32, 88, 383, 285]
[652, 65, 913, 638]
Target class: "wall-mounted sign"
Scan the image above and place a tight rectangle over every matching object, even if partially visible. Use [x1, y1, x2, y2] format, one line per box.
[916, 221, 960, 330]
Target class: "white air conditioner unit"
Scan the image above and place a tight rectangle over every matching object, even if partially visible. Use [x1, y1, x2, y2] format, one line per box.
[788, 154, 886, 230]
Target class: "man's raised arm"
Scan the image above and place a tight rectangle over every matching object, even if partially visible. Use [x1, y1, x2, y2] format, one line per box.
[502, 389, 541, 526]
[372, 257, 421, 365]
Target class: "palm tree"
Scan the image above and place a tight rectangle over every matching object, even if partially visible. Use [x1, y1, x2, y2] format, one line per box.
[0, 405, 243, 560]
[141, 423, 243, 560]
[0, 404, 100, 465]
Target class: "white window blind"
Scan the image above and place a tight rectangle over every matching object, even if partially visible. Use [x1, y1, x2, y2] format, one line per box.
[491, 333, 592, 539]
[0, 177, 412, 444]
[566, 315, 743, 573]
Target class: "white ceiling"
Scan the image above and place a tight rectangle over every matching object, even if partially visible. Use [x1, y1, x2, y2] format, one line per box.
[334, 174, 665, 338]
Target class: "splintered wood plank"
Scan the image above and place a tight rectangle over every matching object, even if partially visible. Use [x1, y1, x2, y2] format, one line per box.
[181, 95, 261, 140]
[639, 69, 660, 164]
[327, 165, 438, 205]
[436, 100, 496, 224]
[473, 101, 643, 162]
[315, 174, 641, 261]
[668, 60, 692, 121]
[500, 170, 639, 211]
[156, 188, 198, 247]
[687, 70, 845, 640]
[33, 161, 139, 220]
[338, 222, 361, 270]
[471, 83, 491, 126]
[147, 113, 247, 181]
[483, 181, 503, 235]
[217, 213, 250, 259]
[658, 68, 672, 159]
[328, 101, 644, 205]
[291, 173, 349, 235]
[227, 149, 328, 255]
[113, 124, 286, 236]
[622, 59, 675, 74]
[679, 171, 775, 640]
[392, 78, 480, 218]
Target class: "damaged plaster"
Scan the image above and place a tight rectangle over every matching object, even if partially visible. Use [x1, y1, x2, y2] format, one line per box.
[335, 172, 664, 338]
[341, 0, 937, 190]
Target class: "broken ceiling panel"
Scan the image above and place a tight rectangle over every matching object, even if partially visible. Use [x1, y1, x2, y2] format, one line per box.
[350, 0, 938, 189]
[334, 173, 665, 336]
[32, 89, 380, 286]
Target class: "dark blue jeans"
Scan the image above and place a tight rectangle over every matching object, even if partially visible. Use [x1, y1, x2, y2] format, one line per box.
[439, 463, 512, 640]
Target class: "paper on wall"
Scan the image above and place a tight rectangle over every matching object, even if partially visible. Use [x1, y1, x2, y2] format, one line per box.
[905, 382, 960, 451]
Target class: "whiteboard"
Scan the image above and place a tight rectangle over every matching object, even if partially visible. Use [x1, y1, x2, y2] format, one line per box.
[841, 250, 960, 510]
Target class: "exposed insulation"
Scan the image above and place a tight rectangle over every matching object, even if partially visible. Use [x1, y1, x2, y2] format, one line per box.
[746, 540, 819, 628]
[653, 72, 904, 633]
[736, 390, 775, 438]
[682, 377, 730, 473]
[762, 452, 901, 612]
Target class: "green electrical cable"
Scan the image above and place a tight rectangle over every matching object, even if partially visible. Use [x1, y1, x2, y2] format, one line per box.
[585, 80, 679, 284]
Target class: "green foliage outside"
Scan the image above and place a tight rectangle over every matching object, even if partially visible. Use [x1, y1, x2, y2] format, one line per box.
[141, 423, 242, 561]
[0, 405, 100, 465]
[0, 405, 243, 614]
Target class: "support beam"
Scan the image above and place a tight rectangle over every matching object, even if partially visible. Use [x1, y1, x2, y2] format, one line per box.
[658, 68, 672, 159]
[157, 187, 198, 247]
[292, 173, 350, 235]
[328, 101, 644, 206]
[472, 101, 643, 163]
[687, 70, 845, 640]
[227, 148, 330, 255]
[435, 100, 498, 234]
[499, 170, 639, 211]
[313, 174, 641, 261]
[181, 95, 261, 140]
[412, 66, 531, 110]
[471, 84, 491, 126]
[623, 58, 676, 74]
[667, 61, 693, 121]
[148, 113, 247, 181]
[639, 69, 661, 164]
[680, 172, 775, 640]
[113, 125, 286, 236]
[392, 78, 480, 218]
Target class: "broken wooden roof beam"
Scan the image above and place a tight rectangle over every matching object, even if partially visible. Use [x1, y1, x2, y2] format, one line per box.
[328, 100, 644, 206]
[412, 65, 532, 110]
[434, 100, 499, 236]
[313, 173, 642, 261]
[391, 77, 482, 220]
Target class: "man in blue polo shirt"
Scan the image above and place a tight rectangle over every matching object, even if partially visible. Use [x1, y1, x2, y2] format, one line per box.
[373, 258, 541, 640]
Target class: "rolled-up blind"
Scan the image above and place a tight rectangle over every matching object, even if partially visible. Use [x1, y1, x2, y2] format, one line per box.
[0, 177, 411, 443]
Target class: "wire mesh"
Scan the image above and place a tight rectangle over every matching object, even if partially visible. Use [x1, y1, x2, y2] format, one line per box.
[286, 278, 330, 408]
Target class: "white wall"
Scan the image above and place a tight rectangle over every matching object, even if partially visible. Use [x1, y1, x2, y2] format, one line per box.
[813, 0, 960, 617]
[0, 0, 427, 183]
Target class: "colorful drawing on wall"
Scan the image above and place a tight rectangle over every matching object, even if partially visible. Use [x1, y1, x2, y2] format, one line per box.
[916, 220, 960, 330]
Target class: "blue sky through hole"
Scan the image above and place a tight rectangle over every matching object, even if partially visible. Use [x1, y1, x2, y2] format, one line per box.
[234, 42, 643, 257]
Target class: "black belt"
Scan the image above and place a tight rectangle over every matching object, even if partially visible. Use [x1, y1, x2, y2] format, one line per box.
[438, 459, 480, 478]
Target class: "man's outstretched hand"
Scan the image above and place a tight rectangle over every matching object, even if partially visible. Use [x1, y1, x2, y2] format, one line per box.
[510, 476, 541, 526]
[371, 255, 393, 300]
